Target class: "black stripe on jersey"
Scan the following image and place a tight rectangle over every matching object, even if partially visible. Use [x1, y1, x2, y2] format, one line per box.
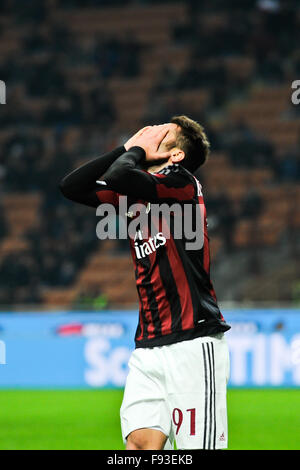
[197, 204, 206, 277]
[141, 258, 162, 338]
[202, 342, 216, 450]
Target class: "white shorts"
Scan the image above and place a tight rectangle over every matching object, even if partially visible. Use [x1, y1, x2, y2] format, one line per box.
[120, 333, 230, 450]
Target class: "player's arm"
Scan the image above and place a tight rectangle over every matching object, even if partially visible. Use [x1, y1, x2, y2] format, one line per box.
[101, 146, 196, 203]
[59, 127, 152, 207]
[59, 146, 126, 207]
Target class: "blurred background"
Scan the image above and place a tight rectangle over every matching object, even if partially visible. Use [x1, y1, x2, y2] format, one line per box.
[0, 0, 299, 450]
[0, 0, 299, 309]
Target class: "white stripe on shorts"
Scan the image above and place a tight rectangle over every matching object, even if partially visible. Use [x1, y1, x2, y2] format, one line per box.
[202, 342, 216, 450]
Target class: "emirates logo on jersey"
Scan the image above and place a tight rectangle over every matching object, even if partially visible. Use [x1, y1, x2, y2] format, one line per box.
[134, 230, 167, 259]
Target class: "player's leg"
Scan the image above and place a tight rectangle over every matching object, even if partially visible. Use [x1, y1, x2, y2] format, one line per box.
[164, 334, 230, 450]
[120, 347, 173, 450]
[126, 428, 167, 450]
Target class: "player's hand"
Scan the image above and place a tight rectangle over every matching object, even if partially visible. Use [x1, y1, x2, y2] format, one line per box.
[124, 126, 152, 151]
[128, 124, 172, 162]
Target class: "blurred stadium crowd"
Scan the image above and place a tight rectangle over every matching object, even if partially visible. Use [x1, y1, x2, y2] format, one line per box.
[0, 0, 299, 309]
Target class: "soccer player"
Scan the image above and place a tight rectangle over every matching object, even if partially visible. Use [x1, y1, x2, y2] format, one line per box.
[60, 116, 231, 450]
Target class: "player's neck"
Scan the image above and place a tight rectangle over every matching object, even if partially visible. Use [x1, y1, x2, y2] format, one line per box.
[148, 161, 171, 174]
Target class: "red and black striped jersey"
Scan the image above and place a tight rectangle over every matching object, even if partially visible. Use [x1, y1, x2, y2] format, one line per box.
[95, 148, 230, 348]
[60, 145, 230, 348]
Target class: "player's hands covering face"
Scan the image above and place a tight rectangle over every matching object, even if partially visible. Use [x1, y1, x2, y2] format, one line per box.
[124, 124, 172, 162]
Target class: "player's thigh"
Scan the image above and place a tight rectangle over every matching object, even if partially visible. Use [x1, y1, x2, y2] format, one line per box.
[120, 348, 171, 444]
[165, 335, 229, 450]
[126, 428, 168, 450]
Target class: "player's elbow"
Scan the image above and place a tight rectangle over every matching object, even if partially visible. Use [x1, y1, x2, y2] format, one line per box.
[59, 177, 76, 201]
[59, 177, 68, 196]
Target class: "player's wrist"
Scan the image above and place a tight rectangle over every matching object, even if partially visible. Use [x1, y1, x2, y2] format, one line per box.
[126, 146, 146, 162]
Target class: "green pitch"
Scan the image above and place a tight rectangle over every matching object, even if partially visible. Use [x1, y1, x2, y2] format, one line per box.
[0, 389, 299, 450]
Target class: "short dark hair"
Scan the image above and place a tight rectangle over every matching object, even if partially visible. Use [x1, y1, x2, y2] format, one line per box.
[169, 115, 210, 173]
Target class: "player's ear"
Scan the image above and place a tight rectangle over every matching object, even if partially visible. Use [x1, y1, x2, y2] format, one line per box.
[170, 148, 185, 164]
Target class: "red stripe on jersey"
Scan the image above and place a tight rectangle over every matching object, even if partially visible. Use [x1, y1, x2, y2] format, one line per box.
[136, 261, 156, 339]
[136, 309, 144, 341]
[95, 189, 119, 206]
[156, 183, 195, 201]
[166, 235, 194, 330]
